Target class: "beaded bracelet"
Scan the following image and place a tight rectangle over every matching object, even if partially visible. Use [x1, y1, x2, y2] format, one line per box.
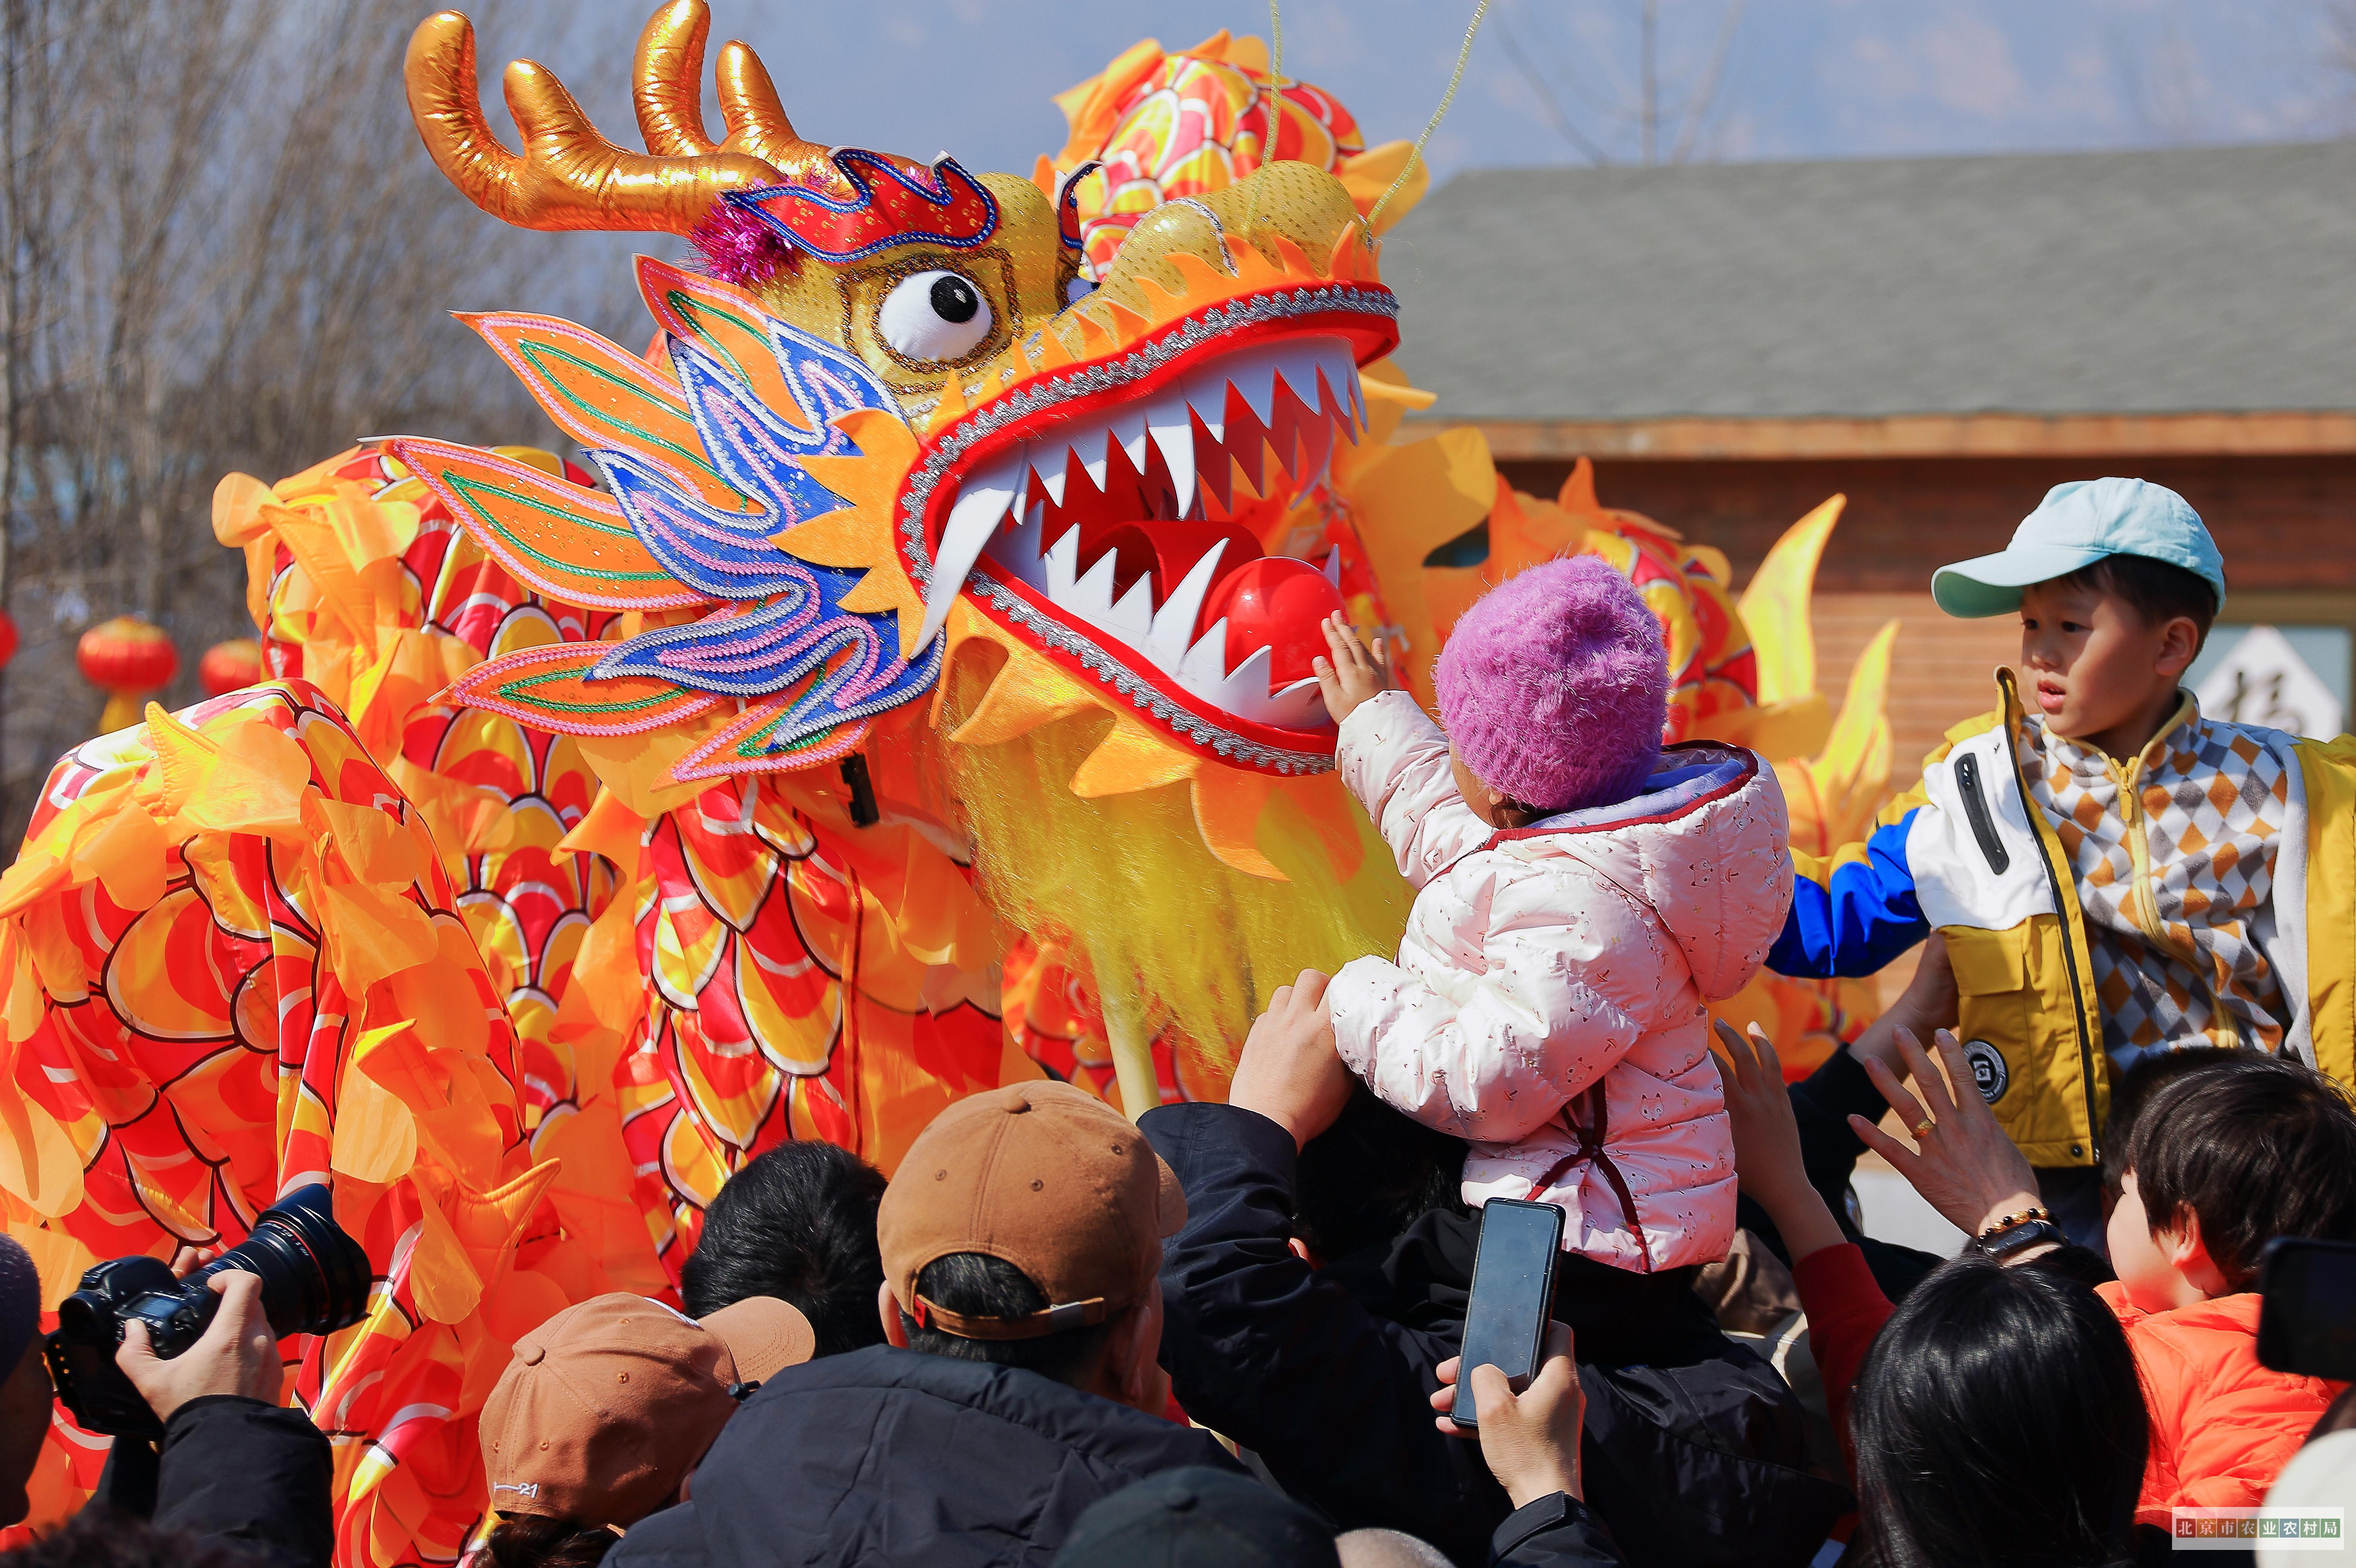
[1977, 1205, 2051, 1239]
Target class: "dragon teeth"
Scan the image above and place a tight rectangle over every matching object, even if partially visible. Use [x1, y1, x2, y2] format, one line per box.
[916, 448, 1025, 651]
[1223, 344, 1284, 427]
[1182, 370, 1229, 444]
[1147, 393, 1195, 520]
[1211, 644, 1276, 714]
[1147, 538, 1230, 670]
[1178, 616, 1234, 689]
[942, 334, 1368, 726]
[1027, 444, 1069, 508]
[1000, 337, 1360, 521]
[1109, 406, 1150, 476]
[994, 501, 1049, 592]
[1041, 520, 1082, 600]
[1106, 570, 1156, 645]
[1067, 542, 1122, 623]
[1077, 424, 1114, 492]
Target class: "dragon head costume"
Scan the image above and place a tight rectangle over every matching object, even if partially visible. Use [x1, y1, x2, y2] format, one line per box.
[0, 9, 1893, 1561]
[393, 7, 1472, 1121]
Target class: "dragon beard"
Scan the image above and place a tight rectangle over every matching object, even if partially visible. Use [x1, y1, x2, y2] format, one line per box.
[935, 642, 1404, 1098]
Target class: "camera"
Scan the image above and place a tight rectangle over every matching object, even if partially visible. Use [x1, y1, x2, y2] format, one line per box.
[43, 1184, 372, 1439]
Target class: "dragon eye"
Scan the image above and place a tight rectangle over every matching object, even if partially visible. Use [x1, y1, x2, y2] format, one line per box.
[878, 270, 993, 362]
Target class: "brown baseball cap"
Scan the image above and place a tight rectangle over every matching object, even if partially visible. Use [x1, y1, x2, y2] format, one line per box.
[878, 1081, 1185, 1341]
[480, 1292, 815, 1524]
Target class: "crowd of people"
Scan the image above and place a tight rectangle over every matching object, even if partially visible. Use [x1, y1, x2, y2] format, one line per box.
[0, 478, 2352, 1568]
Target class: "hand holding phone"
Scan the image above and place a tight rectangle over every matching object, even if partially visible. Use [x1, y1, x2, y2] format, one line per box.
[1431, 1322, 1586, 1507]
[1445, 1197, 1565, 1429]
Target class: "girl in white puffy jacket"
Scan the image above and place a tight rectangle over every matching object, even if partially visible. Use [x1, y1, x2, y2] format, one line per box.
[1309, 557, 1793, 1272]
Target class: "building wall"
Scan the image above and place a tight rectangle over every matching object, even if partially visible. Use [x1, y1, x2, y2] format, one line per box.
[1496, 452, 2356, 783]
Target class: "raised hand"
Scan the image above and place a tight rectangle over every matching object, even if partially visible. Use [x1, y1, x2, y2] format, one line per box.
[1710, 1020, 1845, 1263]
[1848, 1027, 2043, 1243]
[1311, 611, 1392, 725]
[1227, 969, 1355, 1151]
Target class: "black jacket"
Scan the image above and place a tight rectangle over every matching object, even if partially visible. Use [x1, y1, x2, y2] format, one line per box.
[1143, 1103, 1851, 1568]
[134, 1395, 334, 1568]
[1496, 1493, 1626, 1567]
[608, 1344, 1242, 1567]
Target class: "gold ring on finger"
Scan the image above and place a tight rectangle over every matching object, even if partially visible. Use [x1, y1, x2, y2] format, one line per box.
[1911, 1118, 1935, 1140]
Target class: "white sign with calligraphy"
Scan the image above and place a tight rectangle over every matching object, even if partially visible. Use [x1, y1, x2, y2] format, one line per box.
[2196, 625, 2344, 740]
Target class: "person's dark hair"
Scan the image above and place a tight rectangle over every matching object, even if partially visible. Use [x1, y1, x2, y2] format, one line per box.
[3, 1510, 265, 1568]
[681, 1140, 888, 1357]
[2050, 554, 2218, 653]
[2098, 1045, 2239, 1207]
[1852, 1254, 2145, 1568]
[2122, 1053, 2356, 1290]
[1293, 1084, 1465, 1263]
[898, 1252, 1112, 1384]
[481, 1515, 615, 1568]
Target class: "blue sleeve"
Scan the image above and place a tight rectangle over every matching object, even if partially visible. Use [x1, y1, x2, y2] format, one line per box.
[1768, 809, 1930, 978]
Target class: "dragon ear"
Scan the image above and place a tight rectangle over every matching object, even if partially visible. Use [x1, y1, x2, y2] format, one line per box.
[637, 257, 808, 420]
[462, 311, 747, 511]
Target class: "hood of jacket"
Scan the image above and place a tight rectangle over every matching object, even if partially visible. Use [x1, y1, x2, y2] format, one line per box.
[612, 1344, 1238, 1568]
[1489, 743, 1794, 1002]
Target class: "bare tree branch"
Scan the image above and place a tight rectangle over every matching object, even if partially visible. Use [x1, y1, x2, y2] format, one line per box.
[1670, 0, 1746, 162]
[1495, 6, 1616, 163]
[1502, 0, 1749, 166]
[0, 0, 642, 844]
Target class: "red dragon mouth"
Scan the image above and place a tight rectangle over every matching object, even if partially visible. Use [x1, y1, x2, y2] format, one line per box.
[904, 279, 1399, 771]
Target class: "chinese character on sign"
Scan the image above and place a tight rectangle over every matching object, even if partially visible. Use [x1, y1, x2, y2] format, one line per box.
[2196, 626, 2345, 740]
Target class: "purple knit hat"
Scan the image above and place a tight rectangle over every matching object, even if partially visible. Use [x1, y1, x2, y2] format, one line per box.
[1434, 554, 1667, 813]
[0, 1236, 39, 1375]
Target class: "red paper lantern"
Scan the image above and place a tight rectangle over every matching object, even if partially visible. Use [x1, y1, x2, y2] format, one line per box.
[199, 637, 262, 696]
[78, 616, 180, 730]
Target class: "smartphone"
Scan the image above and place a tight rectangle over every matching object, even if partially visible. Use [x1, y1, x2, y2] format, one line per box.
[2257, 1237, 2356, 1382]
[1450, 1197, 1566, 1429]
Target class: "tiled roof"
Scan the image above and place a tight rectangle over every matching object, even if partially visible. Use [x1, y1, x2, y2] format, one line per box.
[1378, 141, 2356, 422]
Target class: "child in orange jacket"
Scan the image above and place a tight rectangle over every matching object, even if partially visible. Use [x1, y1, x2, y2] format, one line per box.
[2102, 1054, 2356, 1523]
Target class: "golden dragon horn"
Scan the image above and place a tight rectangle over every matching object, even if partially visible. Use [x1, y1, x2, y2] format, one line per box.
[634, 0, 833, 184]
[404, 8, 784, 236]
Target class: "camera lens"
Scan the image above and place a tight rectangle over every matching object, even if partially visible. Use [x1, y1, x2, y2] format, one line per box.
[204, 1184, 373, 1340]
[155, 1185, 373, 1357]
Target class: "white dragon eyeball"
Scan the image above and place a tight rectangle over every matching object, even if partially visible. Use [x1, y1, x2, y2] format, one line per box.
[877, 270, 993, 363]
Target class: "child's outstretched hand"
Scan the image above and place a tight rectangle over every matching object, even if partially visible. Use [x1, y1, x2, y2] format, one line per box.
[1710, 1020, 1845, 1263]
[1312, 612, 1391, 725]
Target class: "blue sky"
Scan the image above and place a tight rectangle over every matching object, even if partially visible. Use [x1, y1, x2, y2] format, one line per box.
[523, 0, 2354, 185]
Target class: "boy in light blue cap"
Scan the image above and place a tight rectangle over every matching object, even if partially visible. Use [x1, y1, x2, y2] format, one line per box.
[1763, 477, 2356, 1249]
